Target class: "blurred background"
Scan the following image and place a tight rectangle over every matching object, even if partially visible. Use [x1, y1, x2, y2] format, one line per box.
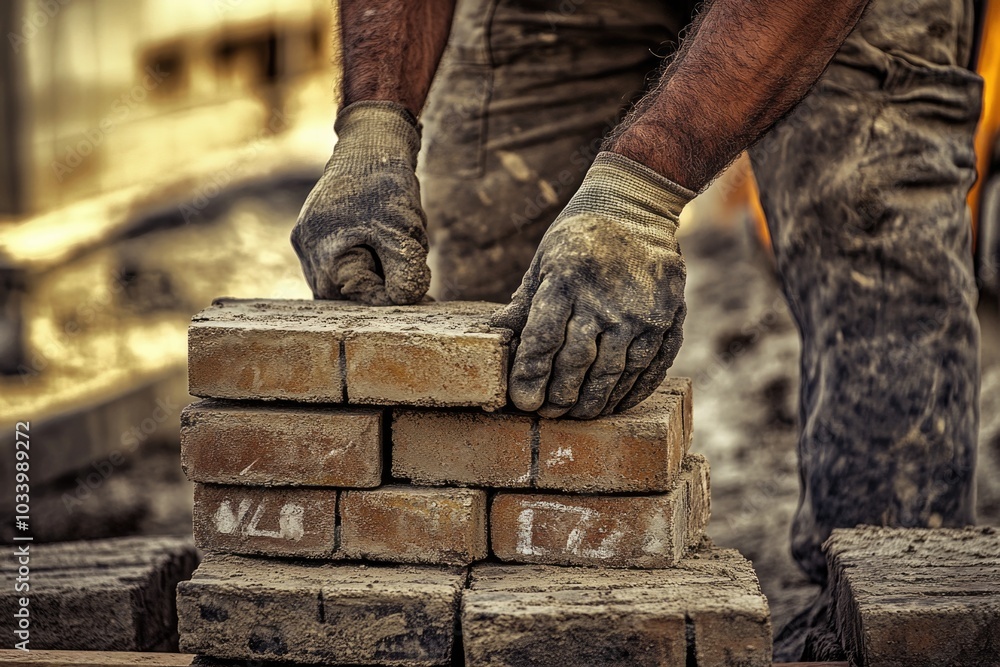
[1, 0, 330, 543]
[1, 0, 998, 634]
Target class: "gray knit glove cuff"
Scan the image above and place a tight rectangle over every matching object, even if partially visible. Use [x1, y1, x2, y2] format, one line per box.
[331, 101, 422, 171]
[290, 100, 430, 305]
[562, 151, 696, 225]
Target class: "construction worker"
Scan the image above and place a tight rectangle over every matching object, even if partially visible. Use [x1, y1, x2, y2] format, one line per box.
[291, 0, 982, 658]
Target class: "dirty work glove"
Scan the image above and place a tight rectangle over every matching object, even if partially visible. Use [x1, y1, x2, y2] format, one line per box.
[490, 151, 693, 419]
[290, 101, 430, 305]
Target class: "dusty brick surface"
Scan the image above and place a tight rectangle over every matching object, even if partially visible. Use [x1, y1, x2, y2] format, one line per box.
[390, 376, 695, 493]
[181, 399, 382, 487]
[490, 454, 709, 568]
[0, 536, 198, 651]
[828, 526, 1000, 667]
[391, 409, 533, 487]
[188, 298, 511, 409]
[684, 453, 711, 548]
[193, 484, 338, 558]
[188, 299, 346, 402]
[340, 486, 488, 566]
[343, 301, 510, 410]
[659, 376, 693, 445]
[178, 553, 466, 665]
[536, 382, 689, 493]
[463, 545, 771, 666]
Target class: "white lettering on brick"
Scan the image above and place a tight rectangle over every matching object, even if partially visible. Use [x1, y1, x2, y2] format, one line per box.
[214, 499, 251, 534]
[245, 503, 279, 538]
[545, 446, 574, 467]
[213, 499, 305, 541]
[641, 511, 671, 554]
[516, 508, 546, 556]
[238, 459, 259, 476]
[515, 500, 625, 559]
[278, 503, 306, 540]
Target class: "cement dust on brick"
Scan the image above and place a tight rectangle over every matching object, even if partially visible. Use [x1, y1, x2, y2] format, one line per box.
[178, 297, 770, 665]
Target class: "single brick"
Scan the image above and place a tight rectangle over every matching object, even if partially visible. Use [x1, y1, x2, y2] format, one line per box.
[188, 298, 511, 409]
[340, 486, 488, 566]
[463, 545, 771, 667]
[536, 382, 689, 493]
[490, 455, 709, 568]
[344, 301, 510, 410]
[178, 553, 466, 665]
[684, 453, 711, 548]
[828, 526, 1000, 667]
[391, 409, 533, 487]
[659, 376, 693, 445]
[181, 399, 382, 487]
[0, 536, 198, 651]
[188, 299, 345, 402]
[192, 484, 338, 558]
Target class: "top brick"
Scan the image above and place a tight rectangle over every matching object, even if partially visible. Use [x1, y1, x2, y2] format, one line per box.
[188, 299, 512, 409]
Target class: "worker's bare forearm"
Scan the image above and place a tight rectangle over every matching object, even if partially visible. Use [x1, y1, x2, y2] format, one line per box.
[339, 0, 456, 117]
[607, 0, 869, 191]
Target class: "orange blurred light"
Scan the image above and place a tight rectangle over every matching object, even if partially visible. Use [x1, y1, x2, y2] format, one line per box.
[971, 0, 1000, 247]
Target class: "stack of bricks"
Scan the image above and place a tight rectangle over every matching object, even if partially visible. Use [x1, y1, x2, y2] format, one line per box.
[826, 526, 1000, 666]
[176, 298, 771, 666]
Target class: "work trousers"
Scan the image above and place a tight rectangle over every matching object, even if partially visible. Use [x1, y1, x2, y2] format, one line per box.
[419, 0, 982, 583]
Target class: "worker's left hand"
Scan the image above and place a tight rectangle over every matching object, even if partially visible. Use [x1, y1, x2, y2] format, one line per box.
[490, 151, 694, 419]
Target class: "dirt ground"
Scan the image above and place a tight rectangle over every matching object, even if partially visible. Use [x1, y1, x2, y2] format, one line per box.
[672, 219, 1000, 633]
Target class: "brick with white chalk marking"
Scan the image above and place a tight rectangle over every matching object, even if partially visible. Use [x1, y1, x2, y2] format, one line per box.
[489, 454, 709, 568]
[192, 484, 339, 558]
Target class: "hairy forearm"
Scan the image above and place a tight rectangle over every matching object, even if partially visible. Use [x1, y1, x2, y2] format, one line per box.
[340, 0, 456, 116]
[607, 0, 870, 191]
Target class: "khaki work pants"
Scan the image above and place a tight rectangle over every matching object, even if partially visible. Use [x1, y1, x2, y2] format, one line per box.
[420, 0, 982, 584]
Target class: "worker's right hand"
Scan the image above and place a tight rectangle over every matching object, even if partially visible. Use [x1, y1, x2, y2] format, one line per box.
[490, 152, 693, 419]
[291, 101, 430, 306]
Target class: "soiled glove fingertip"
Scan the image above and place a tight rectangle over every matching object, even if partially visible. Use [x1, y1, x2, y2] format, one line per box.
[566, 398, 605, 420]
[537, 404, 572, 419]
[384, 260, 431, 305]
[611, 366, 668, 414]
[509, 384, 546, 413]
[488, 300, 530, 333]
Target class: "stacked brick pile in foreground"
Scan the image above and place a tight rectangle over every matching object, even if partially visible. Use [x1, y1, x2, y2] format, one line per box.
[827, 526, 1000, 667]
[176, 298, 771, 666]
[0, 536, 197, 651]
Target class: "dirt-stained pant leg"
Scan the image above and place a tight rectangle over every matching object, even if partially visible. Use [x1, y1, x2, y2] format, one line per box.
[751, 0, 982, 585]
[419, 0, 697, 302]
